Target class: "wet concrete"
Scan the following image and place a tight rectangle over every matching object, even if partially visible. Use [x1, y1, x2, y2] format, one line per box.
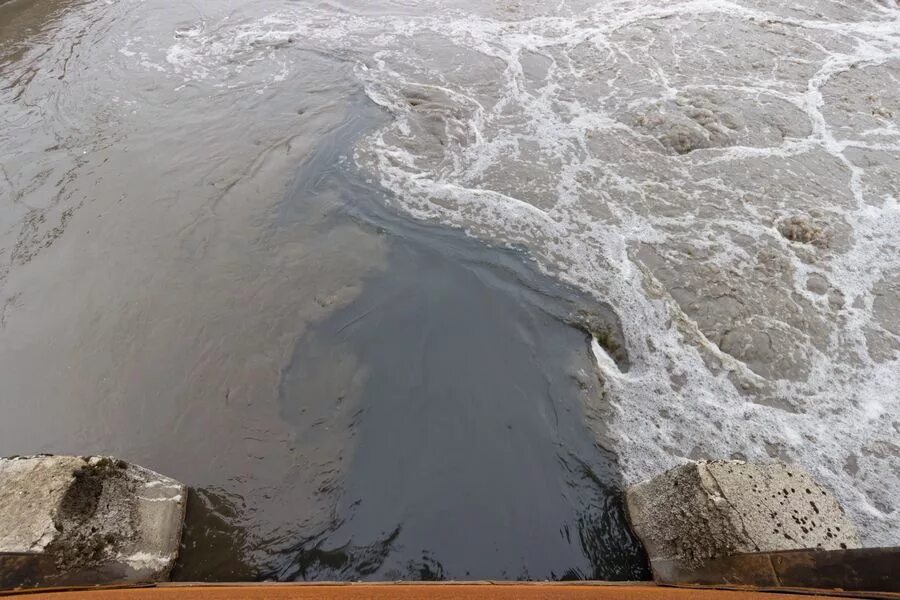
[0, 455, 186, 589]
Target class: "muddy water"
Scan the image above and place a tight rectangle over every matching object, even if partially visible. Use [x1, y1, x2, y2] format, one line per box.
[265, 218, 644, 580]
[172, 102, 648, 579]
[0, 0, 898, 579]
[0, 0, 647, 580]
[268, 187, 645, 579]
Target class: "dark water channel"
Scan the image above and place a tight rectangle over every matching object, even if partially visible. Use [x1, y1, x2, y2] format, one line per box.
[0, 0, 649, 581]
[272, 221, 645, 581]
[172, 102, 648, 582]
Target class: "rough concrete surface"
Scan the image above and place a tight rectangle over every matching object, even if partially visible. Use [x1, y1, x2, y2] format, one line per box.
[0, 455, 186, 588]
[625, 460, 860, 573]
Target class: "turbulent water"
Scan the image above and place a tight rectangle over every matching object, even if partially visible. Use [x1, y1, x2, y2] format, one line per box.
[1, 0, 898, 572]
[161, 0, 900, 544]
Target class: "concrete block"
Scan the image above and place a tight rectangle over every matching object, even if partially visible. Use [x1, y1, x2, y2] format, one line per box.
[0, 455, 186, 588]
[625, 460, 860, 579]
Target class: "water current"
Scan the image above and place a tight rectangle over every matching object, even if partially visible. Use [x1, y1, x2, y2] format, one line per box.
[0, 0, 898, 579]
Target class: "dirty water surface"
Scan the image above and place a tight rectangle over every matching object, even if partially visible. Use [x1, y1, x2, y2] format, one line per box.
[0, 0, 899, 580]
[168, 101, 648, 580]
[268, 195, 645, 580]
[0, 0, 648, 580]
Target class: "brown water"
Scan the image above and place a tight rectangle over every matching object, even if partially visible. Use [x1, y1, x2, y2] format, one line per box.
[1, 0, 898, 576]
[0, 0, 648, 580]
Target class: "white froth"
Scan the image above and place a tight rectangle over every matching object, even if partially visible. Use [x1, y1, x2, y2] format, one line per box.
[139, 0, 900, 545]
[117, 551, 173, 571]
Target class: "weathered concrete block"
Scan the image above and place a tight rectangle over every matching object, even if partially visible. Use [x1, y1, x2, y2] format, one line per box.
[625, 460, 860, 579]
[0, 455, 186, 588]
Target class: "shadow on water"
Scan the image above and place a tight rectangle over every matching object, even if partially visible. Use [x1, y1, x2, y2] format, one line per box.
[172, 488, 259, 582]
[176, 95, 649, 581]
[270, 221, 648, 581]
[269, 98, 647, 581]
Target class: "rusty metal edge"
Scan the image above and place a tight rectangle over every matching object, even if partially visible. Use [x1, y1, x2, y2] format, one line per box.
[0, 584, 155, 598]
[2, 581, 898, 599]
[660, 583, 900, 600]
[1, 582, 637, 596]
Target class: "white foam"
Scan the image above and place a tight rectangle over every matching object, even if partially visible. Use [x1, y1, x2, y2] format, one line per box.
[117, 551, 173, 571]
[143, 0, 900, 545]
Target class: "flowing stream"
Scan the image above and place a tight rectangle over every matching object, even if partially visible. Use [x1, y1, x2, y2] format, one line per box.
[0, 0, 898, 580]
